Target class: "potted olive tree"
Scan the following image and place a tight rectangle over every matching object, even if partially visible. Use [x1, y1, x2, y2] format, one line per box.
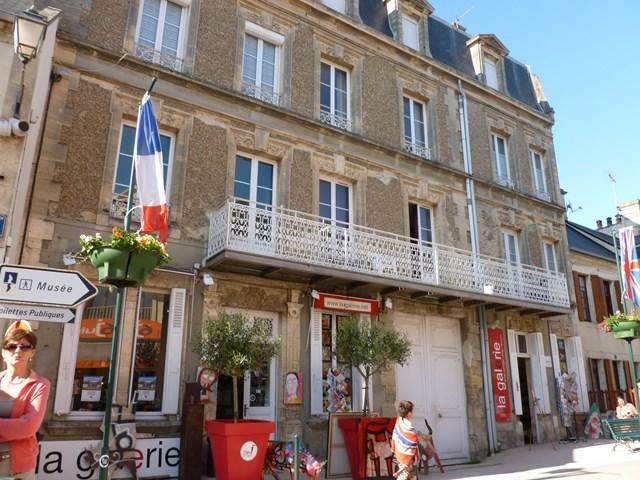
[335, 317, 412, 479]
[194, 311, 280, 480]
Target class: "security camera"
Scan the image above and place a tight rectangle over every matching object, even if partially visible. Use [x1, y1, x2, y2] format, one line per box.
[0, 118, 29, 137]
[202, 273, 215, 286]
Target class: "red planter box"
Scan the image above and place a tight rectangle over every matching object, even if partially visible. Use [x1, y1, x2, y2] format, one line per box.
[205, 419, 275, 480]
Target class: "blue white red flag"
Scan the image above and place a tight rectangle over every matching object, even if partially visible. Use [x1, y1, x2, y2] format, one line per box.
[134, 93, 168, 243]
[618, 226, 640, 309]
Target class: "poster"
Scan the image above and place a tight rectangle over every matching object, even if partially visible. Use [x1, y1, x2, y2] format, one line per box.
[80, 376, 103, 402]
[137, 376, 157, 402]
[283, 371, 302, 405]
[488, 328, 512, 423]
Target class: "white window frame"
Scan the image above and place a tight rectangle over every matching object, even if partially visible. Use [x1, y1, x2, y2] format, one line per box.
[483, 55, 499, 90]
[403, 95, 429, 159]
[502, 230, 520, 265]
[233, 155, 278, 207]
[319, 177, 353, 227]
[409, 203, 434, 245]
[543, 241, 557, 272]
[53, 288, 187, 418]
[241, 21, 284, 105]
[321, 0, 346, 14]
[319, 61, 351, 131]
[530, 150, 549, 200]
[401, 14, 419, 50]
[134, 0, 189, 68]
[491, 134, 511, 187]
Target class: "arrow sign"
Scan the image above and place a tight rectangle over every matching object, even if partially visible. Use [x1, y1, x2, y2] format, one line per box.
[0, 302, 75, 324]
[0, 264, 97, 307]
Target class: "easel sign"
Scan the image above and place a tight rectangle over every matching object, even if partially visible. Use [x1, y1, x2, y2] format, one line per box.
[326, 412, 360, 478]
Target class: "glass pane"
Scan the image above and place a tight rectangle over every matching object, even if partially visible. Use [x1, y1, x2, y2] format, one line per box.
[323, 313, 353, 413]
[320, 84, 331, 112]
[132, 292, 170, 412]
[234, 156, 252, 201]
[256, 187, 273, 206]
[496, 137, 506, 156]
[257, 162, 273, 190]
[334, 71, 348, 116]
[335, 207, 349, 225]
[320, 180, 331, 205]
[334, 68, 347, 92]
[234, 182, 250, 201]
[243, 36, 258, 84]
[249, 362, 270, 407]
[72, 286, 116, 411]
[161, 24, 179, 55]
[139, 0, 160, 46]
[320, 63, 331, 86]
[160, 134, 171, 189]
[114, 126, 136, 194]
[335, 184, 349, 210]
[319, 204, 331, 220]
[419, 207, 432, 243]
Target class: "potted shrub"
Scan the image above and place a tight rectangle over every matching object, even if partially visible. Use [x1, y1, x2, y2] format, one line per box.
[334, 317, 412, 479]
[77, 227, 170, 287]
[194, 311, 281, 480]
[600, 311, 640, 340]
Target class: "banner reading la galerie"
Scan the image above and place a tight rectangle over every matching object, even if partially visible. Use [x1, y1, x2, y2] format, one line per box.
[488, 328, 512, 423]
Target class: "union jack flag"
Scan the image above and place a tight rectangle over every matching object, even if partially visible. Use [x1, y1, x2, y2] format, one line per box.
[618, 226, 640, 309]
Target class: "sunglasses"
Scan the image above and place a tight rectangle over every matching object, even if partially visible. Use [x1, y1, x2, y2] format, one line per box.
[3, 343, 33, 352]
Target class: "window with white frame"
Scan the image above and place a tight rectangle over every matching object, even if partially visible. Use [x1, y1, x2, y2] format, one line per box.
[543, 242, 557, 272]
[403, 96, 429, 159]
[409, 203, 433, 245]
[483, 56, 499, 90]
[321, 0, 346, 14]
[320, 62, 351, 131]
[531, 150, 549, 200]
[401, 14, 419, 50]
[502, 231, 520, 265]
[241, 22, 283, 106]
[491, 134, 511, 187]
[135, 0, 187, 70]
[111, 124, 173, 220]
[319, 179, 350, 228]
[53, 287, 186, 417]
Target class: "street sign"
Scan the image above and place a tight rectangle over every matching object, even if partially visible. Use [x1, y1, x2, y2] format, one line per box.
[0, 302, 75, 324]
[0, 264, 97, 307]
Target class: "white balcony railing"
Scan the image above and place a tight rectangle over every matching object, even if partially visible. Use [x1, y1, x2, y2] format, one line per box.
[241, 82, 281, 106]
[134, 43, 183, 71]
[207, 200, 570, 308]
[496, 174, 514, 188]
[535, 190, 551, 202]
[404, 140, 431, 160]
[319, 111, 352, 132]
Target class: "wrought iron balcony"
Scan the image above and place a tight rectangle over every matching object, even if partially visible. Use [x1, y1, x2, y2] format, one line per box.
[241, 82, 281, 106]
[496, 174, 514, 189]
[403, 140, 431, 160]
[535, 189, 551, 202]
[319, 111, 352, 132]
[134, 43, 183, 71]
[206, 200, 570, 309]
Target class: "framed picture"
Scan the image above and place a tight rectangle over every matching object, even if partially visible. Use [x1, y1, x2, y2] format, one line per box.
[283, 371, 302, 405]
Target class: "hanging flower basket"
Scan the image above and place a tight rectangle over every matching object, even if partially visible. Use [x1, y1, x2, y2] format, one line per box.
[76, 227, 170, 287]
[601, 312, 640, 340]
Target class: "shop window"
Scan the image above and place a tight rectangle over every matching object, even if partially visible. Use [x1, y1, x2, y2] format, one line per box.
[135, 0, 187, 70]
[322, 313, 353, 413]
[111, 124, 173, 220]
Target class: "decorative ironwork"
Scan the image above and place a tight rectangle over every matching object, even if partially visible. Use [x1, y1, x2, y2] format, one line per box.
[241, 82, 281, 106]
[535, 190, 551, 202]
[319, 111, 352, 132]
[496, 175, 514, 189]
[111, 193, 141, 222]
[404, 140, 431, 160]
[134, 43, 183, 71]
[207, 200, 570, 308]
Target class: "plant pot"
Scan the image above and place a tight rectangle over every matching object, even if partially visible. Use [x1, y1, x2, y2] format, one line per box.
[205, 419, 275, 480]
[89, 247, 161, 287]
[612, 320, 640, 339]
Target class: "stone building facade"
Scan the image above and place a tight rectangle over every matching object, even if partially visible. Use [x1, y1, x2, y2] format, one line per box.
[6, 0, 577, 474]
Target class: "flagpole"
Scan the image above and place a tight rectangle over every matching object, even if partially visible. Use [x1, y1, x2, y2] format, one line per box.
[99, 77, 158, 480]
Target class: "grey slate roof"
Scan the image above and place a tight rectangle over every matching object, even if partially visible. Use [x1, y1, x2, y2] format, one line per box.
[359, 0, 394, 38]
[0, 0, 32, 17]
[567, 221, 616, 261]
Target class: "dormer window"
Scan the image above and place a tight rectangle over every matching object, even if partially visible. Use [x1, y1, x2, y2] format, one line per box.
[483, 56, 499, 90]
[401, 14, 419, 50]
[321, 0, 346, 14]
[467, 34, 509, 91]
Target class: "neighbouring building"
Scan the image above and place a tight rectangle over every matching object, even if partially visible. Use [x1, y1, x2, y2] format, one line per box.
[3, 0, 576, 476]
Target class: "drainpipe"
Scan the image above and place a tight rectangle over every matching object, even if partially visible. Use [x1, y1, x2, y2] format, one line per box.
[458, 79, 498, 455]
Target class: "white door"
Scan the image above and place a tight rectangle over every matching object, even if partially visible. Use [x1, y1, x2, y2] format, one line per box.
[240, 311, 278, 422]
[395, 314, 469, 462]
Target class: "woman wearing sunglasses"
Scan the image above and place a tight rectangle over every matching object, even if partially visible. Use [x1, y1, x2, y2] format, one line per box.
[0, 320, 50, 480]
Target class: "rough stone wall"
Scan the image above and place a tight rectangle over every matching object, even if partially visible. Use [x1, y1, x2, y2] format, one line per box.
[55, 80, 112, 222]
[34, 0, 88, 39]
[515, 126, 533, 194]
[361, 56, 400, 147]
[193, 0, 238, 88]
[467, 100, 492, 181]
[81, 0, 129, 53]
[365, 174, 404, 235]
[524, 223, 542, 267]
[182, 120, 228, 240]
[476, 202, 501, 258]
[290, 24, 315, 118]
[289, 149, 313, 214]
[435, 85, 454, 166]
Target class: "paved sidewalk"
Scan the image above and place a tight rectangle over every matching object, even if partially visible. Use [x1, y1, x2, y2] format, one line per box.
[421, 440, 640, 479]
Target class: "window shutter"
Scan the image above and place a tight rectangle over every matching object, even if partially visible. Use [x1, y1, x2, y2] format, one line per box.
[549, 333, 561, 381]
[506, 330, 522, 415]
[526, 332, 550, 414]
[310, 310, 323, 415]
[565, 337, 589, 412]
[614, 281, 624, 312]
[53, 303, 85, 415]
[616, 361, 627, 390]
[604, 359, 616, 392]
[591, 276, 606, 322]
[162, 288, 186, 414]
[573, 272, 585, 321]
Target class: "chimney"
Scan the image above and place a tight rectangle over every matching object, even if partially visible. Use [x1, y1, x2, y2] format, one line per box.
[606, 217, 612, 226]
[596, 219, 603, 229]
[616, 214, 622, 224]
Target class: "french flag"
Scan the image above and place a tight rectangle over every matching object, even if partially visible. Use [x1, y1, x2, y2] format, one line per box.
[619, 226, 640, 309]
[134, 93, 169, 243]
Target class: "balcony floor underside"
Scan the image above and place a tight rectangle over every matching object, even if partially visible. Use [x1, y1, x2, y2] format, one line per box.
[204, 249, 571, 316]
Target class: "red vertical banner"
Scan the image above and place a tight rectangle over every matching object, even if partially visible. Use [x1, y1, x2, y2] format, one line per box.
[488, 328, 512, 423]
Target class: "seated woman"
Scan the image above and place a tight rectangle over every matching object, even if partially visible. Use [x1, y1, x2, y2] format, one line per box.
[615, 396, 638, 419]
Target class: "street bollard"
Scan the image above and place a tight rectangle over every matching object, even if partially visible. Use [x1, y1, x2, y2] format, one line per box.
[294, 434, 299, 480]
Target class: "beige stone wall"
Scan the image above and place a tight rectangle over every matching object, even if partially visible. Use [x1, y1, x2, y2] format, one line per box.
[81, 0, 129, 53]
[365, 174, 404, 234]
[361, 56, 401, 147]
[289, 149, 314, 214]
[290, 24, 315, 118]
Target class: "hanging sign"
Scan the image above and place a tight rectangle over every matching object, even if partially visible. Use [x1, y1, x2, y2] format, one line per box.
[313, 293, 380, 315]
[488, 328, 512, 423]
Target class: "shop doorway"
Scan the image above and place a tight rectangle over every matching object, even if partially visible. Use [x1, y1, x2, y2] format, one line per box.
[518, 358, 532, 444]
[215, 375, 245, 419]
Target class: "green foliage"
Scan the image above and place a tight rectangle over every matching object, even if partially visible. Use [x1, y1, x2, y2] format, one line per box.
[194, 311, 281, 377]
[78, 227, 170, 263]
[600, 311, 640, 332]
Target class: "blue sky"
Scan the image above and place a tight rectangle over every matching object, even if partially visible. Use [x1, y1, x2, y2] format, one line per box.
[431, 0, 639, 229]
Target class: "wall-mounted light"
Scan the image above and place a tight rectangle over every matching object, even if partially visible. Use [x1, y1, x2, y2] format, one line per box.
[13, 9, 48, 64]
[202, 273, 215, 286]
[384, 297, 393, 310]
[311, 289, 320, 300]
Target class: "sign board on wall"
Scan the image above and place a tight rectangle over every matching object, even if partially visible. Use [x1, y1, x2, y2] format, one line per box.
[313, 293, 380, 315]
[36, 438, 180, 479]
[488, 328, 512, 423]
